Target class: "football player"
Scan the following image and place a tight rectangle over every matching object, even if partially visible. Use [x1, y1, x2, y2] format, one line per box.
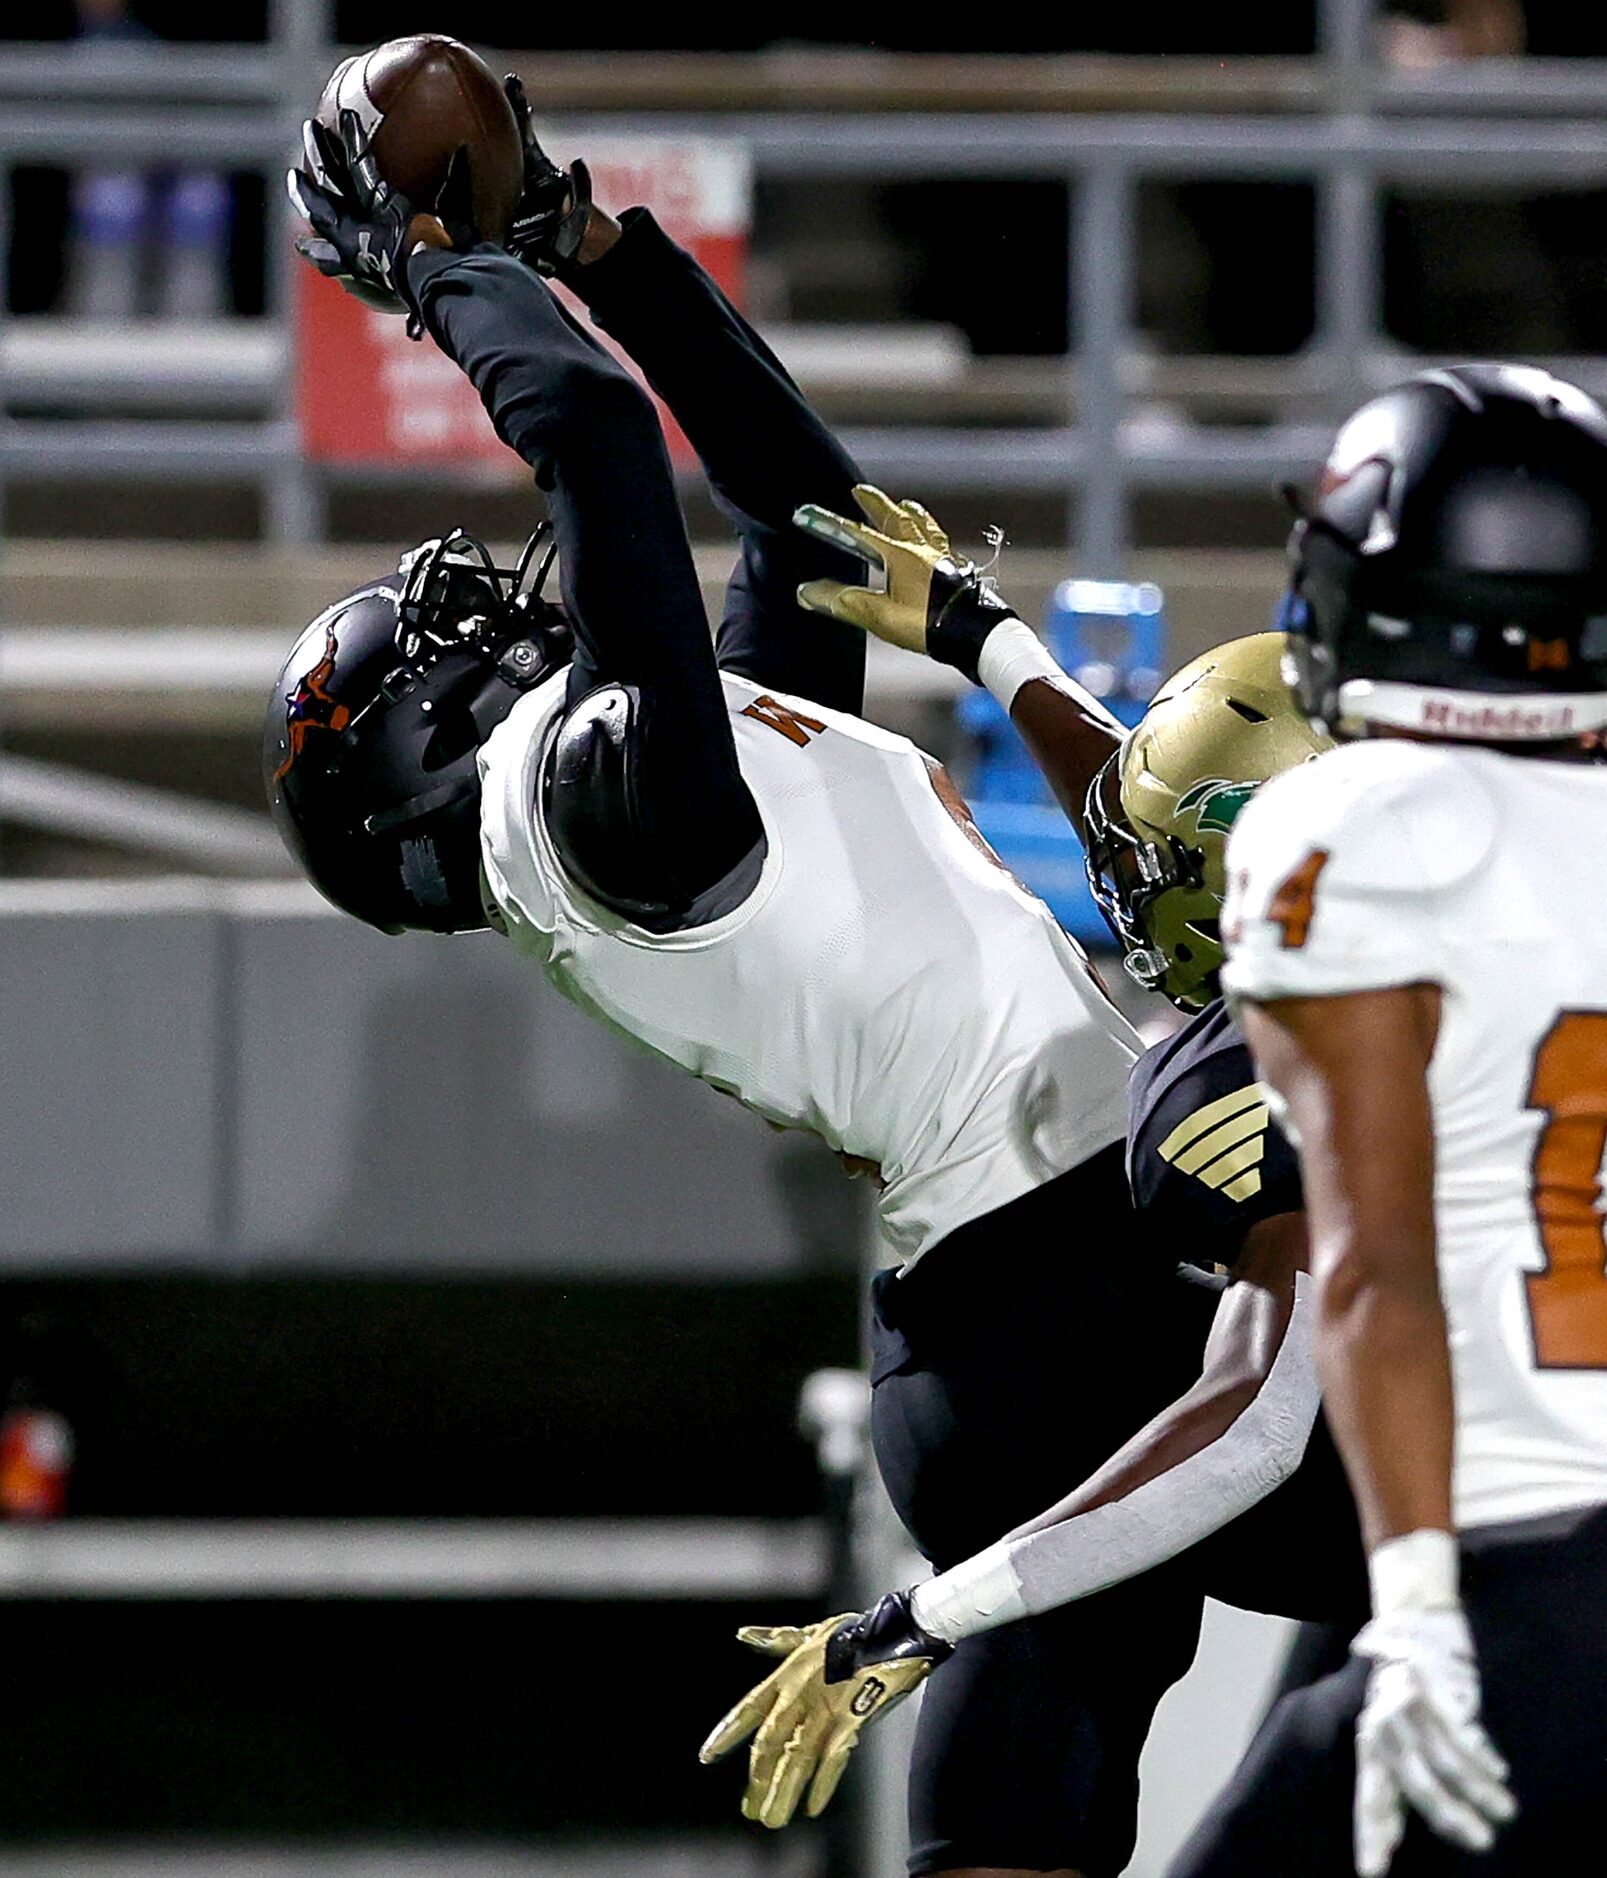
[1191, 362, 1607, 1875]
[279, 103, 1231, 1878]
[705, 504, 1373, 1831]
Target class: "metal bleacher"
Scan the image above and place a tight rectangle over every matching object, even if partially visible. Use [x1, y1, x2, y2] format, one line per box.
[3, 1, 1607, 566]
[2, 0, 1605, 871]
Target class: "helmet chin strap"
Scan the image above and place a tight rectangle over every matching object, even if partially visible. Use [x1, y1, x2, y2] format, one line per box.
[1335, 678, 1607, 742]
[363, 776, 472, 837]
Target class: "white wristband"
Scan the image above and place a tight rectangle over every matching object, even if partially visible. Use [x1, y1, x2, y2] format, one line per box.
[976, 618, 1124, 731]
[1368, 1528, 1460, 1618]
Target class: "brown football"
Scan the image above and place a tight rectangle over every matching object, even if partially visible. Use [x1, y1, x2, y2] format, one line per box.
[315, 35, 522, 245]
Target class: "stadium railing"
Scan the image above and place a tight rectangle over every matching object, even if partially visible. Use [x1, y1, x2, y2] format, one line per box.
[0, 1517, 825, 1599]
[2, 0, 1607, 569]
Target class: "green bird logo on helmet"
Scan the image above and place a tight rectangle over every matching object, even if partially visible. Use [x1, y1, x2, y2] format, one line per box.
[1084, 633, 1332, 1011]
[1173, 775, 1262, 838]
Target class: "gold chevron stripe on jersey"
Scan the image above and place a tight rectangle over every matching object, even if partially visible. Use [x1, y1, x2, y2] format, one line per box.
[1158, 1082, 1270, 1202]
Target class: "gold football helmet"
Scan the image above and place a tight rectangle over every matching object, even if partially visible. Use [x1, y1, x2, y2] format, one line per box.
[1084, 633, 1332, 1010]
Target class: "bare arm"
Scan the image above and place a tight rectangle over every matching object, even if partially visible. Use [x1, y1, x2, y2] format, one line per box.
[1238, 985, 1450, 1550]
[1006, 671, 1125, 849]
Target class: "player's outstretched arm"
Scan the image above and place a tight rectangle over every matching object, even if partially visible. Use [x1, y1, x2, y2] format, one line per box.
[906, 1210, 1318, 1638]
[701, 1213, 1322, 1827]
[290, 105, 764, 922]
[537, 154, 871, 715]
[796, 489, 1124, 841]
[1239, 988, 1516, 1875]
[498, 73, 870, 715]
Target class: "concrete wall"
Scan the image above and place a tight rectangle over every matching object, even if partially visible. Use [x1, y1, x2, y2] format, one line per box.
[0, 880, 858, 1275]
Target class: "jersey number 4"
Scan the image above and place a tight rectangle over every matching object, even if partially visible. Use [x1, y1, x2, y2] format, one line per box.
[1267, 848, 1329, 950]
[1524, 1010, 1607, 1370]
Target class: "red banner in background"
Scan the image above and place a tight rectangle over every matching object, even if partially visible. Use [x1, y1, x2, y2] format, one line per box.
[297, 266, 512, 467]
[297, 138, 752, 472]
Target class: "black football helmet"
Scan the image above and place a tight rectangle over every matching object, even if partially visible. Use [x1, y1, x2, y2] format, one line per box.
[1283, 363, 1607, 743]
[265, 527, 573, 933]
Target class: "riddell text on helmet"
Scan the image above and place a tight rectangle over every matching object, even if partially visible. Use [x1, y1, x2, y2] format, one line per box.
[1419, 696, 1580, 738]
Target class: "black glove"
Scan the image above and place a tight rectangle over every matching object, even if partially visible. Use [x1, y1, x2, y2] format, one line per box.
[287, 110, 447, 338]
[823, 1590, 954, 1683]
[502, 73, 593, 277]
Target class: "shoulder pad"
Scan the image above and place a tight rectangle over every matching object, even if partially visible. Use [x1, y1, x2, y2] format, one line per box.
[1230, 739, 1497, 898]
[543, 682, 678, 927]
[1129, 1002, 1302, 1261]
[541, 683, 766, 931]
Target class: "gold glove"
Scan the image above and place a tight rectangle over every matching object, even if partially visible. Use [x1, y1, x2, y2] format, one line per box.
[698, 1594, 951, 1829]
[794, 486, 1015, 682]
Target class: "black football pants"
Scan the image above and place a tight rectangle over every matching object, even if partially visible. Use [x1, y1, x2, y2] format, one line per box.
[869, 1147, 1220, 1876]
[870, 1143, 1368, 1875]
[1169, 1502, 1607, 1878]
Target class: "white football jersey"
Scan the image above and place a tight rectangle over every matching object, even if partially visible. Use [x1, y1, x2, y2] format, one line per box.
[478, 668, 1137, 1265]
[1222, 738, 1607, 1531]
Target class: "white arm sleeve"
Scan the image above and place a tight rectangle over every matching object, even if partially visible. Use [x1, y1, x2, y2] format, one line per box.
[910, 1274, 1320, 1644]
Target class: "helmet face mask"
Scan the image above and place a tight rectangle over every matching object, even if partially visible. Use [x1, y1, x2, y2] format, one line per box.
[1084, 756, 1204, 1001]
[1084, 633, 1332, 1011]
[347, 526, 569, 741]
[266, 526, 573, 934]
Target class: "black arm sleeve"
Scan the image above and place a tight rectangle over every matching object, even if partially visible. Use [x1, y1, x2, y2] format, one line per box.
[568, 209, 869, 716]
[409, 243, 763, 913]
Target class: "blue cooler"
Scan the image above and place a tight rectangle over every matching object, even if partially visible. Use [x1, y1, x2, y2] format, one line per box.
[958, 580, 1167, 944]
